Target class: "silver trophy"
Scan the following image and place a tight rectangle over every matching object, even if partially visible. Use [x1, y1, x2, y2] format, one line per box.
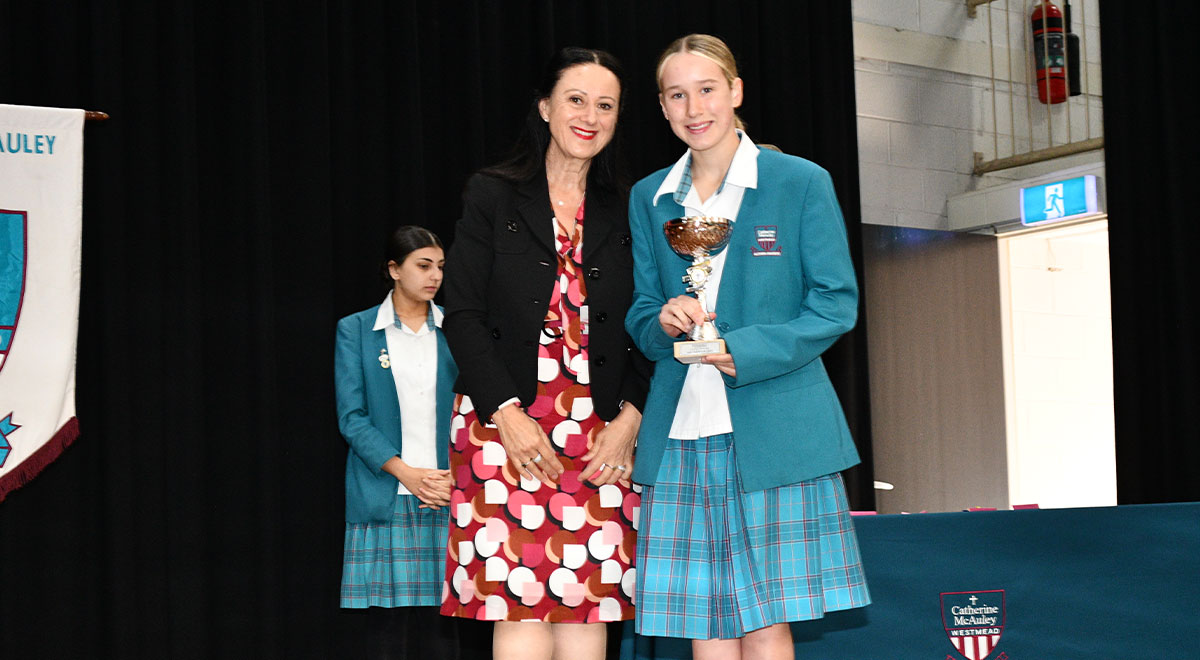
[663, 216, 733, 364]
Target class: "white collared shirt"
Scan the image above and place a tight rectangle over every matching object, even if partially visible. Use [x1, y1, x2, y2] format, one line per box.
[653, 131, 760, 439]
[373, 294, 444, 494]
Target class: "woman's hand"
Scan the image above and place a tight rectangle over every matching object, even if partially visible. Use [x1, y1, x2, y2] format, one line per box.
[580, 404, 641, 486]
[492, 404, 564, 486]
[383, 457, 452, 509]
[658, 295, 711, 338]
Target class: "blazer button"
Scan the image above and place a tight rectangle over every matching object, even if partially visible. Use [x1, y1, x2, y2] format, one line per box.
[594, 355, 607, 367]
[531, 298, 542, 305]
[619, 234, 631, 246]
[491, 328, 501, 339]
[596, 311, 608, 322]
[588, 267, 601, 280]
[717, 321, 731, 332]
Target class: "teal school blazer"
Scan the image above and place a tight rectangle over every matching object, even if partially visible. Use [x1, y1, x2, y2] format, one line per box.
[334, 304, 458, 522]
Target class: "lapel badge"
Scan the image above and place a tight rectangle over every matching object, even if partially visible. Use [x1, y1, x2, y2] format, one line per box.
[751, 225, 782, 256]
[505, 219, 519, 232]
[378, 348, 391, 369]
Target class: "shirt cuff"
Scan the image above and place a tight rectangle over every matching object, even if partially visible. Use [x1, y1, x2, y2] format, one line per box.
[485, 397, 523, 425]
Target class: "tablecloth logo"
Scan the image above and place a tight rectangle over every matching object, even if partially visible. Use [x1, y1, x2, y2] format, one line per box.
[941, 590, 1006, 660]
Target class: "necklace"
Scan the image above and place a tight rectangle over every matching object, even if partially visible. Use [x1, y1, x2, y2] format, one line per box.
[549, 178, 585, 209]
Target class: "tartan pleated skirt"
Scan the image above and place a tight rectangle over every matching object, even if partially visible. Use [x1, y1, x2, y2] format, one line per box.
[341, 492, 450, 608]
[635, 433, 870, 640]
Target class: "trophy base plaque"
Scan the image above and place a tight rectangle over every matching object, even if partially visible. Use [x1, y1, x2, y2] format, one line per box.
[673, 338, 726, 364]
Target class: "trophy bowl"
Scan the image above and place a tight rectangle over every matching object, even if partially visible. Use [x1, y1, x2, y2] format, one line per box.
[663, 216, 733, 259]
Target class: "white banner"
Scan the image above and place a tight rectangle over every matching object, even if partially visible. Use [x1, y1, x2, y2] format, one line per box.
[0, 103, 84, 501]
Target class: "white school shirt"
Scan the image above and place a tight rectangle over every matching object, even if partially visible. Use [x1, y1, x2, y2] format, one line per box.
[652, 131, 760, 439]
[373, 295, 444, 495]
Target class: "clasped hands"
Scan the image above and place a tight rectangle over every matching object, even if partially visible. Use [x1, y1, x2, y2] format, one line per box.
[384, 457, 452, 509]
[492, 403, 637, 487]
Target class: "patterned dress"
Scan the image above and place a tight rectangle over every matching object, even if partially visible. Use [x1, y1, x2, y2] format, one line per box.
[441, 201, 640, 623]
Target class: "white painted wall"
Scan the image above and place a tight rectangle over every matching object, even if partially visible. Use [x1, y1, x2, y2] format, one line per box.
[853, 0, 1103, 230]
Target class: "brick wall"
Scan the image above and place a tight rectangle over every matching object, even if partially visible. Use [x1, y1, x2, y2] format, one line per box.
[852, 0, 1103, 230]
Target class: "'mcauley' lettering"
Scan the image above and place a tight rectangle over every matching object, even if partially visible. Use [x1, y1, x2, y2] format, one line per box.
[0, 133, 57, 155]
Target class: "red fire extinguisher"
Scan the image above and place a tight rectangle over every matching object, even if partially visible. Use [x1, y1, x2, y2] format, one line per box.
[1032, 1, 1067, 104]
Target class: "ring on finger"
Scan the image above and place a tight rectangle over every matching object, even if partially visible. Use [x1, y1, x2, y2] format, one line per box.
[613, 464, 627, 471]
[532, 454, 543, 464]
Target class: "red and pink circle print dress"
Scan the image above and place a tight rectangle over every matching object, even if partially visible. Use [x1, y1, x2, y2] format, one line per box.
[440, 202, 640, 623]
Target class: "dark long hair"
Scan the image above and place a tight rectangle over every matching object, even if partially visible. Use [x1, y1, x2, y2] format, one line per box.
[379, 225, 443, 286]
[480, 47, 628, 194]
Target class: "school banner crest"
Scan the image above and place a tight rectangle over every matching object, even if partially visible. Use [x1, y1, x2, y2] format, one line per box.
[0, 103, 84, 502]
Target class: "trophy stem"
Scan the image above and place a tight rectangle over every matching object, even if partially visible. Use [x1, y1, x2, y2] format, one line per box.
[690, 288, 717, 341]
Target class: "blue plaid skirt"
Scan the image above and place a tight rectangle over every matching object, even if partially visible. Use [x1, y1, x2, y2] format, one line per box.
[635, 433, 870, 639]
[341, 493, 449, 608]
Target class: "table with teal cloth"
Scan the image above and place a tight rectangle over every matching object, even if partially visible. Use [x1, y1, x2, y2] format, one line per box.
[621, 502, 1200, 659]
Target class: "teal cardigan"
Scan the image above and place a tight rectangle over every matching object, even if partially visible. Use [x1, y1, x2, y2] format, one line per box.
[334, 304, 458, 523]
[624, 148, 861, 492]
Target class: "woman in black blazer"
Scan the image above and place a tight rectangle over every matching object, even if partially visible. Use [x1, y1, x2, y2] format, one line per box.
[438, 47, 649, 660]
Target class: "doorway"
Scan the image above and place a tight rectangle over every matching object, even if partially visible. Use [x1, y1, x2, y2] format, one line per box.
[998, 218, 1116, 508]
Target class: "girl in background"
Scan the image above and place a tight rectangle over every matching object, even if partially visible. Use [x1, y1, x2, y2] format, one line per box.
[335, 225, 460, 659]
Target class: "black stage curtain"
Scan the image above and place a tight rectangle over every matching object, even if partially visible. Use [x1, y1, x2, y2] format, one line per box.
[0, 2, 870, 657]
[1099, 2, 1200, 505]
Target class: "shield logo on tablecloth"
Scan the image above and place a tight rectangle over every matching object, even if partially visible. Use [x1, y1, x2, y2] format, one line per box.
[0, 210, 27, 378]
[941, 590, 1006, 660]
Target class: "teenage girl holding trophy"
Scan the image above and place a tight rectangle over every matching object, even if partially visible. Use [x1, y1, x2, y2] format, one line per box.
[624, 34, 871, 660]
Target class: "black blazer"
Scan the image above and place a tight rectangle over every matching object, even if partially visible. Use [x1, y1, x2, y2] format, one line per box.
[443, 172, 650, 422]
